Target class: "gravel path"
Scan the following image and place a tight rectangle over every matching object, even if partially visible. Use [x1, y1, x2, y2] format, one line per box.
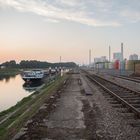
[44, 74, 86, 139]
[89, 70, 140, 92]
[100, 73, 140, 92]
[81, 72, 140, 140]
[13, 74, 87, 140]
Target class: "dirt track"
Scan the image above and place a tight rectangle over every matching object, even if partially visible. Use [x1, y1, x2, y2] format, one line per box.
[13, 72, 140, 140]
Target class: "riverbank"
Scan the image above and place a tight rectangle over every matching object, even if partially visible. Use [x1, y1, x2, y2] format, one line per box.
[0, 74, 68, 140]
[0, 68, 20, 77]
[14, 73, 84, 139]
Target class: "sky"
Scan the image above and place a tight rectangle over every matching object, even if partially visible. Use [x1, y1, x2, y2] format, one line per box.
[0, 0, 140, 64]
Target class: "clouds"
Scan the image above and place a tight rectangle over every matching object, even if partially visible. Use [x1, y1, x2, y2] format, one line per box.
[121, 10, 140, 23]
[0, 0, 140, 27]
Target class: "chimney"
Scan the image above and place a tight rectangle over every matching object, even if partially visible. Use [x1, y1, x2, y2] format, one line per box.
[109, 46, 111, 62]
[121, 43, 123, 61]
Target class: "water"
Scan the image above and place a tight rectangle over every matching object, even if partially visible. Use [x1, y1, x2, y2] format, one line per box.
[0, 74, 41, 112]
[0, 70, 69, 112]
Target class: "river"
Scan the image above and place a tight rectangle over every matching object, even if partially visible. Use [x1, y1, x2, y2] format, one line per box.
[0, 74, 42, 112]
[0, 69, 68, 112]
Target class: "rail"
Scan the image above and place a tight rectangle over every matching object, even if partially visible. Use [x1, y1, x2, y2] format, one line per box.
[82, 70, 140, 118]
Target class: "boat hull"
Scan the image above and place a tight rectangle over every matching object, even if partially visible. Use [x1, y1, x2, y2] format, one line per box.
[22, 78, 43, 83]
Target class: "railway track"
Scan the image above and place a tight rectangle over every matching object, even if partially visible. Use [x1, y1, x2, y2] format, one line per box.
[83, 70, 140, 120]
[112, 75, 140, 83]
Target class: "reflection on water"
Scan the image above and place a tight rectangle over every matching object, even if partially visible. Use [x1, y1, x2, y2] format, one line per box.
[0, 75, 16, 83]
[0, 74, 42, 112]
[23, 81, 44, 92]
[0, 70, 69, 112]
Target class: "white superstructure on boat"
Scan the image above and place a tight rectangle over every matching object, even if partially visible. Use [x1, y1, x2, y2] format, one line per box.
[22, 70, 44, 82]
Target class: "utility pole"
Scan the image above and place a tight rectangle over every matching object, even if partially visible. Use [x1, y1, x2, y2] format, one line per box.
[89, 49, 91, 67]
[109, 46, 111, 62]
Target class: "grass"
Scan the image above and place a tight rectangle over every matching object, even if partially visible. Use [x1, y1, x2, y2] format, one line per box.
[0, 96, 32, 118]
[0, 74, 68, 140]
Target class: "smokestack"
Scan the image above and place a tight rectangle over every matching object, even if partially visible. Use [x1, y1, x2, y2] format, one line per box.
[109, 46, 111, 62]
[121, 43, 123, 61]
[89, 49, 91, 66]
[60, 56, 61, 63]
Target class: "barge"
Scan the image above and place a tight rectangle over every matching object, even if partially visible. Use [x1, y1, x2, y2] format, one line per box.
[22, 69, 44, 82]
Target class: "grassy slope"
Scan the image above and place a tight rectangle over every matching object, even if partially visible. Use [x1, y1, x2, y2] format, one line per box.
[0, 74, 68, 140]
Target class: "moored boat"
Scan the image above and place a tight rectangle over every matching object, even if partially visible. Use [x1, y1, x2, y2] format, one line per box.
[22, 69, 44, 82]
